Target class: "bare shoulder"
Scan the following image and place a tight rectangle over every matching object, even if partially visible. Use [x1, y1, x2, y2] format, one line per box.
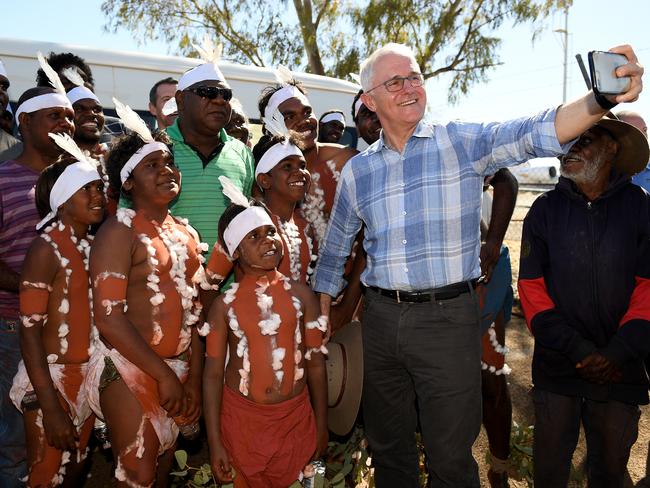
[22, 236, 58, 282]
[289, 280, 318, 308]
[319, 143, 359, 169]
[93, 215, 134, 244]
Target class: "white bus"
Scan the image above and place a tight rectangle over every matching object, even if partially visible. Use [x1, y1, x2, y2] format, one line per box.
[0, 38, 361, 145]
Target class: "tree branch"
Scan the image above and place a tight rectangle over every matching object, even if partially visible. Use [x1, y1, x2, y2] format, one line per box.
[314, 0, 331, 30]
[425, 61, 503, 78]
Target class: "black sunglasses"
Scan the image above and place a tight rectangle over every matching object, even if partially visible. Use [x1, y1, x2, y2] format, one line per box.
[186, 86, 233, 102]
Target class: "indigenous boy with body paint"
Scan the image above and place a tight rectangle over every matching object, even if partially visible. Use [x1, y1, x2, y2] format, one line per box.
[10, 134, 106, 487]
[203, 180, 328, 487]
[85, 101, 206, 487]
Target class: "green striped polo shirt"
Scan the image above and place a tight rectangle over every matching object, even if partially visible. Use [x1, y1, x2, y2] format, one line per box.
[166, 120, 254, 255]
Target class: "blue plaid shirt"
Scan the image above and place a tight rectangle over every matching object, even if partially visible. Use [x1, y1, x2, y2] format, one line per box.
[313, 108, 568, 296]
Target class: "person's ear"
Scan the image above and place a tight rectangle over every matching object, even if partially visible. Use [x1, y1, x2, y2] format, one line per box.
[122, 178, 134, 193]
[18, 112, 30, 131]
[361, 92, 377, 113]
[175, 91, 184, 113]
[256, 173, 272, 191]
[148, 102, 157, 117]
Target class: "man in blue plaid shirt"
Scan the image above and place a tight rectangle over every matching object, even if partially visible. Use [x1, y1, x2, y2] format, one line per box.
[313, 42, 644, 487]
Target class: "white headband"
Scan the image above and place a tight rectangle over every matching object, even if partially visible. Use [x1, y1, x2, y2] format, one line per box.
[119, 141, 171, 183]
[265, 85, 309, 118]
[178, 63, 229, 91]
[353, 99, 363, 118]
[321, 112, 345, 125]
[0, 60, 7, 78]
[36, 161, 101, 230]
[255, 141, 303, 177]
[67, 86, 100, 106]
[223, 206, 275, 257]
[15, 93, 72, 127]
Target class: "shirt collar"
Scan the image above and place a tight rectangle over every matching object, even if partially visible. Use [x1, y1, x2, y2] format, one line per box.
[370, 120, 433, 155]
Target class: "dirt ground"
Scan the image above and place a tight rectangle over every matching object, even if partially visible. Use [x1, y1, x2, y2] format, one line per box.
[85, 191, 649, 486]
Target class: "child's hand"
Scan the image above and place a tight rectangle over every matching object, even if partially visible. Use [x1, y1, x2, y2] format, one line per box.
[42, 404, 78, 451]
[210, 442, 234, 483]
[182, 375, 202, 423]
[157, 371, 186, 417]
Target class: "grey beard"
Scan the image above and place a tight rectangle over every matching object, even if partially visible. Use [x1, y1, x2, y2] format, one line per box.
[560, 153, 606, 185]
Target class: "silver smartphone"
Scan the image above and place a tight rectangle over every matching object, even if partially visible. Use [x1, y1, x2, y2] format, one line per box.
[588, 51, 630, 95]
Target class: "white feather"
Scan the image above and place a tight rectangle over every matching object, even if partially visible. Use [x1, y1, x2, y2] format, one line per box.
[192, 35, 223, 64]
[262, 110, 291, 139]
[61, 67, 85, 88]
[349, 73, 361, 85]
[274, 65, 295, 85]
[37, 52, 66, 94]
[112, 97, 154, 143]
[218, 176, 250, 208]
[161, 97, 177, 116]
[48, 132, 91, 164]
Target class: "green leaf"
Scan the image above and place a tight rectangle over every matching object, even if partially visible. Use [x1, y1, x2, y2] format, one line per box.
[169, 470, 188, 477]
[192, 471, 204, 485]
[174, 449, 188, 470]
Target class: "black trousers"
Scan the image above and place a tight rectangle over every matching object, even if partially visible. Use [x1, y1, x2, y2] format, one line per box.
[533, 388, 641, 488]
[361, 287, 482, 488]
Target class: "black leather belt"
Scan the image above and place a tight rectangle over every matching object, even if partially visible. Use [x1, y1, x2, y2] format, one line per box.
[367, 280, 477, 303]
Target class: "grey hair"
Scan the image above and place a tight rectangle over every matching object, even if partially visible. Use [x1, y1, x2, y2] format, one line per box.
[359, 43, 419, 92]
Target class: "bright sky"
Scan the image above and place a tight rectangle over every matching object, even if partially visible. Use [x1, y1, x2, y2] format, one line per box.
[2, 0, 649, 125]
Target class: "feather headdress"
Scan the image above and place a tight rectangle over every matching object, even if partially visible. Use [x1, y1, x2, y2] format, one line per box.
[112, 97, 154, 143]
[61, 67, 85, 88]
[219, 175, 250, 207]
[48, 132, 94, 165]
[274, 65, 295, 85]
[192, 35, 223, 66]
[37, 52, 66, 94]
[262, 109, 292, 139]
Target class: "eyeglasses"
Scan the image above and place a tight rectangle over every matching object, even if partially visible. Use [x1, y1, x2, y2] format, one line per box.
[186, 86, 233, 102]
[366, 73, 424, 93]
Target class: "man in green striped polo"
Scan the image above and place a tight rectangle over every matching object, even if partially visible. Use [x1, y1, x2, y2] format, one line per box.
[168, 59, 254, 257]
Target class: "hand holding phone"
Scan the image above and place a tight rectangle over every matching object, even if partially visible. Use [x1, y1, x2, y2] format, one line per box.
[588, 51, 630, 95]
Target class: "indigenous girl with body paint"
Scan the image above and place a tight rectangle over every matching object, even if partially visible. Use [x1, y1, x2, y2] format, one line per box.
[84, 100, 206, 487]
[205, 128, 316, 289]
[10, 133, 106, 487]
[257, 68, 358, 245]
[203, 180, 328, 488]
